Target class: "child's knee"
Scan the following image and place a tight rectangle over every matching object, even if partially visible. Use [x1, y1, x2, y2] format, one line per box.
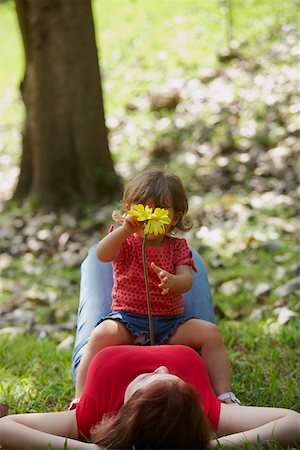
[205, 322, 223, 341]
[88, 322, 112, 348]
[88, 320, 126, 349]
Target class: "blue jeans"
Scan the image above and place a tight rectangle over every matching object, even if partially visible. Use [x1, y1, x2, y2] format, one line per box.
[71, 245, 215, 384]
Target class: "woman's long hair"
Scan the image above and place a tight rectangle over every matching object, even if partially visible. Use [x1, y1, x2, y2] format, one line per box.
[90, 380, 210, 449]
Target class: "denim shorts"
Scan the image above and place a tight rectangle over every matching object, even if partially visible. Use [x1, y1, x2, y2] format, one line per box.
[97, 311, 193, 345]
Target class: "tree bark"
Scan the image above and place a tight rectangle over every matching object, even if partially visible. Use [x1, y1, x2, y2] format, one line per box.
[14, 0, 121, 210]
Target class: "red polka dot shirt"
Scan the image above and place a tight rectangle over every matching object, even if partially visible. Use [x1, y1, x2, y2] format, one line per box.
[112, 234, 196, 315]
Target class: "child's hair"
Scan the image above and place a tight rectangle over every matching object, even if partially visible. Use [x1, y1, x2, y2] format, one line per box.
[123, 169, 192, 232]
[90, 380, 210, 449]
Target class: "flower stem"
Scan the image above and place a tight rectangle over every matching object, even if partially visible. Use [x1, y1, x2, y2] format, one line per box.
[142, 234, 154, 345]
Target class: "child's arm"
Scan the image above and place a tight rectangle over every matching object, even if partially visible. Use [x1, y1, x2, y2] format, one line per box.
[96, 214, 144, 262]
[151, 262, 193, 295]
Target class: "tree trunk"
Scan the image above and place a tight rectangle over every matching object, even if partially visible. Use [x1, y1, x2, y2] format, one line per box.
[14, 0, 121, 210]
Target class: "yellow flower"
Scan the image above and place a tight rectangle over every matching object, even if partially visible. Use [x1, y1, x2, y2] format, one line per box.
[152, 207, 171, 223]
[128, 204, 153, 221]
[129, 204, 171, 235]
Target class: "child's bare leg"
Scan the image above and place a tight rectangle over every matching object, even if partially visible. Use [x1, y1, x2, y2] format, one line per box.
[169, 319, 231, 397]
[75, 319, 135, 397]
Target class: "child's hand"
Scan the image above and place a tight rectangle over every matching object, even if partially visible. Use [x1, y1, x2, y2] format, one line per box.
[151, 262, 174, 295]
[122, 213, 145, 235]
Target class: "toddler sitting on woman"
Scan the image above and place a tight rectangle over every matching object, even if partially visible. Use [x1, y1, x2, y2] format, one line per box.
[75, 169, 240, 407]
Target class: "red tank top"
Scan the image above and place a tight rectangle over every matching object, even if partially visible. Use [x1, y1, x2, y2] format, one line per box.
[76, 345, 221, 441]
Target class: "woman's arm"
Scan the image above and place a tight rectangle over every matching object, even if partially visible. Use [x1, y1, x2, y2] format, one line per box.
[151, 263, 193, 294]
[213, 404, 300, 448]
[0, 410, 101, 450]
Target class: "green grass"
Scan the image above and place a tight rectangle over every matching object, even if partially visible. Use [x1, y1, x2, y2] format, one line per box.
[0, 252, 80, 324]
[1, 0, 297, 107]
[0, 335, 73, 413]
[92, 0, 298, 113]
[207, 243, 299, 311]
[0, 1, 22, 97]
[0, 0, 298, 172]
[224, 320, 299, 409]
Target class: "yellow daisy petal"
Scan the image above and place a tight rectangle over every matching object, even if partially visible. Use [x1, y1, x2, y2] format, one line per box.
[154, 221, 160, 235]
[129, 205, 171, 235]
[129, 204, 153, 222]
[144, 205, 153, 215]
[144, 220, 152, 234]
[152, 207, 171, 224]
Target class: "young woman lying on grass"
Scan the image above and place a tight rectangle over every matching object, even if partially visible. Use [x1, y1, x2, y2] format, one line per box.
[0, 345, 299, 449]
[75, 170, 236, 405]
